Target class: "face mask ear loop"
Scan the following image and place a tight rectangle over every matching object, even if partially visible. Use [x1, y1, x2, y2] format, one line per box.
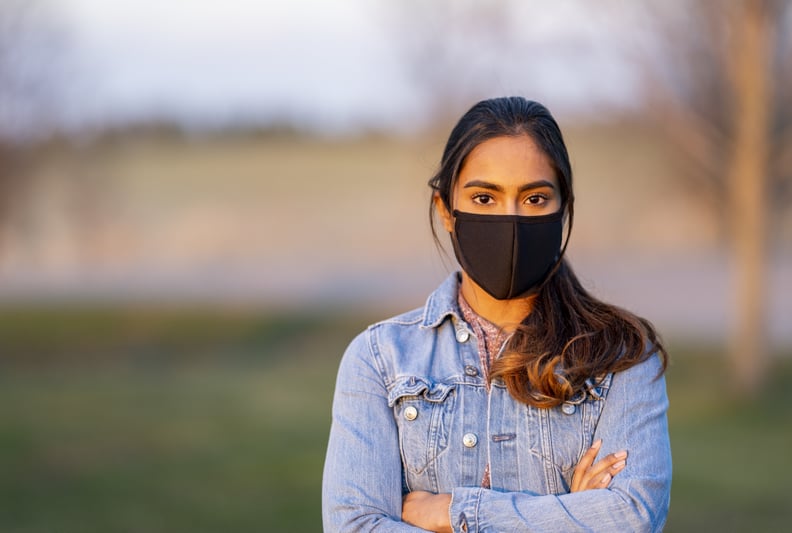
[536, 202, 574, 292]
[559, 201, 574, 259]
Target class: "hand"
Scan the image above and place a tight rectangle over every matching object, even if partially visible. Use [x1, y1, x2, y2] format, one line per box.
[402, 490, 452, 533]
[570, 439, 628, 492]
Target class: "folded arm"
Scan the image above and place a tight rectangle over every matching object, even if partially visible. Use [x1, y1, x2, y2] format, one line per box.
[453, 354, 670, 532]
[324, 334, 671, 533]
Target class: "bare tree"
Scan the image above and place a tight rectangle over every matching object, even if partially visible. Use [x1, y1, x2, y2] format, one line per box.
[0, 0, 65, 258]
[387, 0, 526, 126]
[0, 1, 31, 250]
[621, 0, 792, 394]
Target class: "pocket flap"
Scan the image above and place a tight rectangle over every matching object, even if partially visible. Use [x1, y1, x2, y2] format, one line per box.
[586, 373, 613, 400]
[387, 376, 455, 407]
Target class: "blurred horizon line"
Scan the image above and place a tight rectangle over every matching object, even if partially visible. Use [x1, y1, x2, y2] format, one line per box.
[1, 250, 790, 346]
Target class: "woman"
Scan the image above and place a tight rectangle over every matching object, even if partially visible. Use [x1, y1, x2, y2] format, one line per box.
[323, 97, 671, 532]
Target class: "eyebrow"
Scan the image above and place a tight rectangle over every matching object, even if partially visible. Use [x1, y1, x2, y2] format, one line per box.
[462, 179, 556, 193]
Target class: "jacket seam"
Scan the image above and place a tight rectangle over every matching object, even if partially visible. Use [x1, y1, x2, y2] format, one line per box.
[365, 324, 393, 390]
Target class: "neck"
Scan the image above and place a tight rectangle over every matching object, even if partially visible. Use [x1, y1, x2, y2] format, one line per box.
[459, 272, 536, 329]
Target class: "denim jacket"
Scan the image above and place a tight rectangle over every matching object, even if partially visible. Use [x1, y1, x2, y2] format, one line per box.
[323, 273, 671, 532]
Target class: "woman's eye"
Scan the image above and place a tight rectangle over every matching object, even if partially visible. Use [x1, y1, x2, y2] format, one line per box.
[472, 194, 494, 205]
[525, 194, 547, 205]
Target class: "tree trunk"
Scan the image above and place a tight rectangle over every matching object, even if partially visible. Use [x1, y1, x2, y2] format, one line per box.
[727, 0, 773, 395]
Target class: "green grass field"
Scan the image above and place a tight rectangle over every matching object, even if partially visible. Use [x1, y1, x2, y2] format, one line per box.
[0, 308, 790, 532]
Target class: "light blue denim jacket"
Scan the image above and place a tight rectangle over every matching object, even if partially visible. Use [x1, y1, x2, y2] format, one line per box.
[323, 273, 671, 532]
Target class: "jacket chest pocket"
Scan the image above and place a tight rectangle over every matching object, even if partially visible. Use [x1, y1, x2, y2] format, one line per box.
[538, 376, 612, 492]
[388, 376, 456, 477]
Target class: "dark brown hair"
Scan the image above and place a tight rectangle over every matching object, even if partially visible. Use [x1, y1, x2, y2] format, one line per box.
[429, 97, 667, 408]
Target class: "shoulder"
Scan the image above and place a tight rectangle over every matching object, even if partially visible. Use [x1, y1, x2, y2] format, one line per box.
[340, 306, 423, 359]
[356, 272, 462, 347]
[339, 273, 461, 381]
[608, 351, 669, 403]
[611, 349, 666, 382]
[350, 305, 436, 363]
[342, 306, 426, 355]
[371, 306, 425, 329]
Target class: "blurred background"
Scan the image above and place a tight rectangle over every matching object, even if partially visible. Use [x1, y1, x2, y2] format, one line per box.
[0, 0, 790, 531]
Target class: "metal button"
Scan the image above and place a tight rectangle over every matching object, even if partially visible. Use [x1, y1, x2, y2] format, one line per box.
[561, 403, 576, 415]
[404, 406, 418, 421]
[456, 329, 470, 343]
[464, 365, 479, 377]
[462, 433, 478, 448]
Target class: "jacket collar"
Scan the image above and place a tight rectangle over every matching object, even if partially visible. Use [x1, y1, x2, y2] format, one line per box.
[420, 272, 464, 329]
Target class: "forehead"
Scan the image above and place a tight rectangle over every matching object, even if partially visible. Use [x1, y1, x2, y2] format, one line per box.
[457, 134, 558, 187]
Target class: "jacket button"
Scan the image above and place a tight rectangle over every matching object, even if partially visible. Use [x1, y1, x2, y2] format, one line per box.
[562, 403, 576, 415]
[456, 329, 470, 343]
[464, 365, 479, 376]
[404, 406, 418, 421]
[462, 433, 478, 448]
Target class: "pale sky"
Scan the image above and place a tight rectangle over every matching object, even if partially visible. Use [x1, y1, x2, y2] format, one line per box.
[47, 0, 641, 133]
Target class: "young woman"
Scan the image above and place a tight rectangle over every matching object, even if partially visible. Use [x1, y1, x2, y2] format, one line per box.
[322, 97, 671, 532]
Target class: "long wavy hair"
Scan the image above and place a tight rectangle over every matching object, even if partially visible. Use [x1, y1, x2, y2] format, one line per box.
[429, 97, 667, 408]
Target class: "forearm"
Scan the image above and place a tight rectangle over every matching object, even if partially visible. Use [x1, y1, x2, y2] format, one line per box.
[449, 479, 669, 533]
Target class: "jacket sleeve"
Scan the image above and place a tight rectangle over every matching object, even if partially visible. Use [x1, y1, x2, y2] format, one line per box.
[322, 330, 430, 532]
[448, 353, 672, 533]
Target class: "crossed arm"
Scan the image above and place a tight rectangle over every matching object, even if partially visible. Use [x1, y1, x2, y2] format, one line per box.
[402, 439, 629, 532]
[323, 333, 671, 533]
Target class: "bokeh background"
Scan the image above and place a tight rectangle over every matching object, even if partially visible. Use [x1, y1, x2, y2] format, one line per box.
[1, 1, 791, 531]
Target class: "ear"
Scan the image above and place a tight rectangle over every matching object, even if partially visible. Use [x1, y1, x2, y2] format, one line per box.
[433, 193, 454, 233]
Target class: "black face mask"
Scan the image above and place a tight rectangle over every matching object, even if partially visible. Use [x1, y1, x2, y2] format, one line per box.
[451, 209, 564, 300]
